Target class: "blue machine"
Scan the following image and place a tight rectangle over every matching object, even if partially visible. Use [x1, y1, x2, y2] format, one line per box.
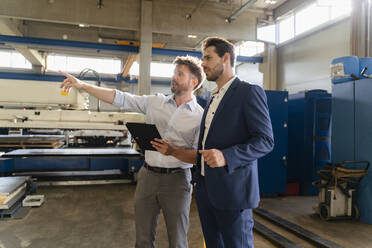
[0, 153, 143, 180]
[258, 90, 288, 195]
[0, 158, 13, 175]
[331, 56, 372, 224]
[287, 90, 332, 196]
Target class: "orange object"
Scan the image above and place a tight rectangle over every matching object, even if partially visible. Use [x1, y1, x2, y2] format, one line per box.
[116, 40, 164, 48]
[60, 90, 69, 96]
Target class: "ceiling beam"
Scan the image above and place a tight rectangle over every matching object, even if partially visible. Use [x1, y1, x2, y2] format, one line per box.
[225, 0, 258, 23]
[0, 18, 44, 68]
[0, 35, 263, 63]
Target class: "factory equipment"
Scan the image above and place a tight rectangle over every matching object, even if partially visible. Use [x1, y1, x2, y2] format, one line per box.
[330, 56, 372, 224]
[0, 72, 145, 180]
[313, 161, 369, 220]
[287, 90, 332, 196]
[258, 90, 288, 195]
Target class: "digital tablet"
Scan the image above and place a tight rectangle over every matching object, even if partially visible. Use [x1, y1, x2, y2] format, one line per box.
[125, 122, 162, 151]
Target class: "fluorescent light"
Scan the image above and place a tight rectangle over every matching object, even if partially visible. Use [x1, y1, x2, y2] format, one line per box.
[78, 24, 89, 28]
[316, 0, 337, 6]
[187, 34, 197, 39]
[265, 0, 277, 4]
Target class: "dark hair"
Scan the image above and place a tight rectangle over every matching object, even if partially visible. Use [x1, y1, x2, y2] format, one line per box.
[173, 56, 204, 90]
[202, 37, 236, 67]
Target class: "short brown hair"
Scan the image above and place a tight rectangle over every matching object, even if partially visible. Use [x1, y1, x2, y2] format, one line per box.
[173, 56, 204, 90]
[202, 37, 236, 67]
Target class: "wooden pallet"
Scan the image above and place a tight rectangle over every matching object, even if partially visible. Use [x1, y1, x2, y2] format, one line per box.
[0, 135, 65, 149]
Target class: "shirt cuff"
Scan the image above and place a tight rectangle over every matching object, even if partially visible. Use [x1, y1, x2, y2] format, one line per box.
[112, 89, 123, 107]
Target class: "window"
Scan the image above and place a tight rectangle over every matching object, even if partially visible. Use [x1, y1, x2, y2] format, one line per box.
[330, 0, 352, 19]
[275, 0, 352, 44]
[47, 55, 122, 74]
[257, 24, 276, 43]
[0, 50, 32, 69]
[130, 62, 175, 78]
[295, 3, 329, 35]
[237, 41, 264, 56]
[279, 15, 295, 43]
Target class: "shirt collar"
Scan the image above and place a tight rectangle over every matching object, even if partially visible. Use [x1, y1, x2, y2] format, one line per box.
[166, 94, 198, 112]
[212, 76, 237, 96]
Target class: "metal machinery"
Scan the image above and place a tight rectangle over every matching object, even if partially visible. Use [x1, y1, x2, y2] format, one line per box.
[314, 161, 369, 220]
[0, 78, 145, 181]
[327, 56, 372, 224]
[258, 90, 288, 195]
[287, 90, 332, 196]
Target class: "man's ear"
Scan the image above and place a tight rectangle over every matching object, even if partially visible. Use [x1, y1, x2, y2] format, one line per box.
[223, 52, 230, 65]
[191, 76, 199, 90]
[192, 77, 199, 89]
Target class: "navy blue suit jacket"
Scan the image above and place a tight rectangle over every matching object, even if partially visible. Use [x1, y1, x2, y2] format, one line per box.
[195, 77, 274, 210]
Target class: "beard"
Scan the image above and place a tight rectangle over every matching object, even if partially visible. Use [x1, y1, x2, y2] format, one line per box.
[205, 62, 224, 81]
[171, 79, 190, 95]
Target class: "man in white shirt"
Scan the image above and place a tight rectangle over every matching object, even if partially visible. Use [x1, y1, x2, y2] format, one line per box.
[152, 37, 274, 248]
[59, 56, 204, 248]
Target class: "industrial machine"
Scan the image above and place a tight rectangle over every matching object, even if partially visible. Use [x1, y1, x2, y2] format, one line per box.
[287, 90, 332, 196]
[329, 56, 372, 224]
[0, 74, 145, 181]
[313, 161, 369, 220]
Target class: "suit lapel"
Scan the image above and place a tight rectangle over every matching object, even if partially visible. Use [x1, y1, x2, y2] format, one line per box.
[198, 95, 214, 150]
[208, 78, 239, 131]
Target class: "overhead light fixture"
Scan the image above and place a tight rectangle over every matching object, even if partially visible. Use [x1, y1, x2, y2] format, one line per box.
[316, 0, 337, 6]
[97, 0, 104, 9]
[225, 0, 258, 24]
[78, 23, 89, 28]
[187, 34, 197, 39]
[264, 0, 278, 4]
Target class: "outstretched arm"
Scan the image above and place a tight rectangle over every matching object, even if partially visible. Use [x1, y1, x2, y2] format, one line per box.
[59, 70, 116, 104]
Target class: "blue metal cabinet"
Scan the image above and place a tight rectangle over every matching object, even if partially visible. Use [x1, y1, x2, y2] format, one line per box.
[288, 90, 332, 195]
[258, 90, 288, 195]
[332, 82, 355, 162]
[332, 77, 372, 224]
[354, 79, 372, 224]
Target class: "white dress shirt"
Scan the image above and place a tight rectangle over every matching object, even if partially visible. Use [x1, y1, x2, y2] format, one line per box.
[201, 76, 236, 176]
[113, 90, 203, 169]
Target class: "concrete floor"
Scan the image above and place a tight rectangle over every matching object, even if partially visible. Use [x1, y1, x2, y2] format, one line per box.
[0, 184, 371, 248]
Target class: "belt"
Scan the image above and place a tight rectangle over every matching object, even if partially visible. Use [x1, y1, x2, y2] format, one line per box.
[144, 163, 184, 174]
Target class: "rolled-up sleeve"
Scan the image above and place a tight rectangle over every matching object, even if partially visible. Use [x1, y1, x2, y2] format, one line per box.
[113, 90, 149, 114]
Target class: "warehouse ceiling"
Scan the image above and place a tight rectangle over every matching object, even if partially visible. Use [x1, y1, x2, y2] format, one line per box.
[0, 0, 288, 64]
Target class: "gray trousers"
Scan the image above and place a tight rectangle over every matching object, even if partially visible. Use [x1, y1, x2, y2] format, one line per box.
[134, 166, 192, 248]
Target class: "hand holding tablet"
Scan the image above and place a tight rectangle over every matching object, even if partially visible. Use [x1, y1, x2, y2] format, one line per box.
[125, 122, 162, 151]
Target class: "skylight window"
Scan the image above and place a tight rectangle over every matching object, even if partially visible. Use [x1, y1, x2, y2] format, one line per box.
[257, 24, 276, 44]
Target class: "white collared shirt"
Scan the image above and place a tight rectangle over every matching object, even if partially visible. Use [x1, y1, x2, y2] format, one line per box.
[201, 76, 236, 176]
[113, 90, 203, 169]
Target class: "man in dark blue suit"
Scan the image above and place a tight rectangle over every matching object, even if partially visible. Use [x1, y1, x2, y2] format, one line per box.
[152, 37, 274, 248]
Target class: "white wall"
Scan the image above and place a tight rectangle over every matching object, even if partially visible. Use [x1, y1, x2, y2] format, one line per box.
[277, 18, 351, 94]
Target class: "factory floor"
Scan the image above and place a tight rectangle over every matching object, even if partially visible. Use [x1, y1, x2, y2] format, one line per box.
[0, 183, 371, 248]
